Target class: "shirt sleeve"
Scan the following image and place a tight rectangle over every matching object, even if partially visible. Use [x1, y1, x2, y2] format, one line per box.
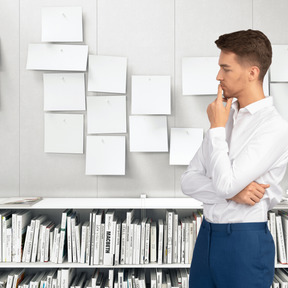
[181, 136, 228, 205]
[207, 124, 288, 199]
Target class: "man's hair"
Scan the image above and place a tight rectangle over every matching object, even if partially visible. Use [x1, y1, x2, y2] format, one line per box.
[215, 29, 272, 82]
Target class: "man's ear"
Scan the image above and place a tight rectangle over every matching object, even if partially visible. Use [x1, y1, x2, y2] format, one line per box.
[249, 66, 260, 81]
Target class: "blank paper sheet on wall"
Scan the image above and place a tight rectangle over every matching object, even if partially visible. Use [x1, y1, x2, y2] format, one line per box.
[182, 57, 219, 95]
[169, 128, 203, 165]
[270, 45, 288, 82]
[87, 96, 126, 134]
[43, 73, 86, 111]
[270, 83, 288, 121]
[85, 135, 126, 175]
[129, 116, 168, 152]
[41, 7, 83, 42]
[26, 44, 88, 71]
[44, 113, 84, 154]
[131, 76, 171, 114]
[88, 55, 127, 93]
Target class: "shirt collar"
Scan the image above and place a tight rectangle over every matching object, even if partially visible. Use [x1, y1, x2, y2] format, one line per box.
[231, 96, 273, 115]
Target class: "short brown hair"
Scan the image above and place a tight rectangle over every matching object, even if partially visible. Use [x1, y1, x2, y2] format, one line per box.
[215, 29, 272, 81]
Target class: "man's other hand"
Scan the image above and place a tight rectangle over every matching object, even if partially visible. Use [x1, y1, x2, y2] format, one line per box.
[228, 182, 270, 206]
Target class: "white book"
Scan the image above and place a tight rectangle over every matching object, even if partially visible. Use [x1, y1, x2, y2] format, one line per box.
[184, 219, 190, 264]
[144, 219, 151, 264]
[166, 210, 174, 264]
[132, 219, 141, 264]
[140, 217, 147, 264]
[129, 219, 135, 264]
[37, 220, 51, 262]
[31, 215, 47, 263]
[71, 213, 78, 263]
[85, 215, 91, 265]
[12, 268, 25, 288]
[89, 209, 97, 265]
[56, 269, 62, 288]
[24, 216, 38, 262]
[0, 210, 4, 262]
[103, 210, 115, 265]
[163, 221, 168, 264]
[108, 270, 114, 288]
[16, 210, 32, 262]
[156, 269, 162, 288]
[114, 220, 121, 265]
[120, 219, 126, 265]
[276, 215, 287, 264]
[94, 210, 104, 265]
[6, 226, 12, 262]
[99, 223, 105, 264]
[66, 213, 73, 263]
[150, 270, 157, 288]
[51, 223, 60, 263]
[75, 223, 82, 263]
[2, 211, 12, 262]
[91, 269, 100, 288]
[150, 221, 157, 263]
[279, 211, 288, 263]
[125, 209, 135, 265]
[180, 269, 188, 288]
[45, 222, 55, 262]
[180, 219, 185, 264]
[173, 212, 178, 264]
[47, 269, 57, 288]
[22, 224, 31, 262]
[118, 269, 124, 288]
[58, 209, 73, 264]
[269, 211, 278, 265]
[30, 271, 46, 288]
[177, 224, 182, 264]
[6, 270, 16, 288]
[188, 219, 195, 264]
[157, 219, 164, 264]
[80, 221, 89, 264]
[61, 268, 75, 288]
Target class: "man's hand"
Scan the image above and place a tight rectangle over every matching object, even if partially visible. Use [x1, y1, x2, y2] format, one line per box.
[228, 182, 270, 206]
[207, 84, 233, 128]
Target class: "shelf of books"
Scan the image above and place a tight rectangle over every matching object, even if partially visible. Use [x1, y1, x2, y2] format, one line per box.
[0, 197, 288, 288]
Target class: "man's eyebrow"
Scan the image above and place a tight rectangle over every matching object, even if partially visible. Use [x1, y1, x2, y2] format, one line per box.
[219, 64, 231, 67]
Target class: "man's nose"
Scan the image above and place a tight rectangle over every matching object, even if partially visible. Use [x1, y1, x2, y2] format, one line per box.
[216, 70, 222, 81]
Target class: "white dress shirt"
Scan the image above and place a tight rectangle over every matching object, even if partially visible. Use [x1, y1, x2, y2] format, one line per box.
[181, 96, 288, 223]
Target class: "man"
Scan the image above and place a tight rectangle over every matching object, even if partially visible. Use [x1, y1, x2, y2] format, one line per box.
[181, 30, 288, 288]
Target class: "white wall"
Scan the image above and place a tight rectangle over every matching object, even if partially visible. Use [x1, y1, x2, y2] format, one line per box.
[0, 0, 288, 198]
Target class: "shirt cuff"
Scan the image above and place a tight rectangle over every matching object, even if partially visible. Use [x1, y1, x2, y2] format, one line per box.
[208, 127, 226, 140]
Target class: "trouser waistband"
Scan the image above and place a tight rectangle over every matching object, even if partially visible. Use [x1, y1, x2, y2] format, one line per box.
[202, 217, 268, 233]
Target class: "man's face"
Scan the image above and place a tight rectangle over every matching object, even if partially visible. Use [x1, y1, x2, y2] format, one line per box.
[216, 51, 250, 99]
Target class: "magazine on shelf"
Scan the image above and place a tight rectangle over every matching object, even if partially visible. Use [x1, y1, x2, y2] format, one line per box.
[0, 197, 42, 207]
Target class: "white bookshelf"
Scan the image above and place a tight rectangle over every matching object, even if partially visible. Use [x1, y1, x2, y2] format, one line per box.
[0, 196, 202, 270]
[0, 197, 203, 210]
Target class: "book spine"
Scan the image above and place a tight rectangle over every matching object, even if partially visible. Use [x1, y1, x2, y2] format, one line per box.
[144, 220, 151, 264]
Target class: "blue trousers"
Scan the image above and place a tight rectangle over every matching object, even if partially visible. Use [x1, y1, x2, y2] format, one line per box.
[189, 218, 275, 288]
